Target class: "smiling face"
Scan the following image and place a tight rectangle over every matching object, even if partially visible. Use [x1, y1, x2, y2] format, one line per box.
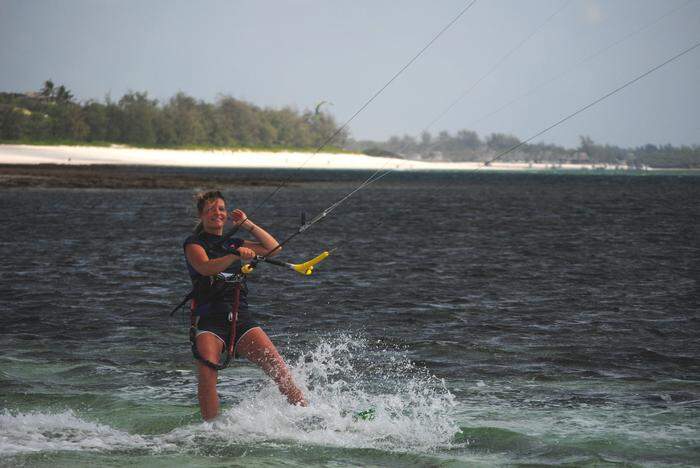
[199, 197, 228, 234]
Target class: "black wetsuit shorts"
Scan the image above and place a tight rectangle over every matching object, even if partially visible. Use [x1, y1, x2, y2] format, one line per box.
[195, 303, 260, 357]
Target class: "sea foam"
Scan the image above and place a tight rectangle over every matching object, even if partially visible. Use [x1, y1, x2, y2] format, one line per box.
[2, 335, 460, 457]
[166, 335, 461, 453]
[0, 409, 166, 456]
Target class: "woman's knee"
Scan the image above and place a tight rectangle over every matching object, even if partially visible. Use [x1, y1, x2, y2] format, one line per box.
[195, 334, 223, 385]
[239, 329, 287, 369]
[196, 333, 224, 362]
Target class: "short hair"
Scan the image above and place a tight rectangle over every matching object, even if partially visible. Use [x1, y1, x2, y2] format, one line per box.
[194, 190, 226, 214]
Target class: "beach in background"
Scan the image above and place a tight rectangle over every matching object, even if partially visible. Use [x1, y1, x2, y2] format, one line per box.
[0, 144, 637, 172]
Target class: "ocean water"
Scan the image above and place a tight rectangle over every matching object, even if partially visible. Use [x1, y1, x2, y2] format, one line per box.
[1, 170, 699, 467]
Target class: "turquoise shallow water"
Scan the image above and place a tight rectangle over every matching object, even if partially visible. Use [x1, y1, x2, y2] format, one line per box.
[1, 170, 699, 466]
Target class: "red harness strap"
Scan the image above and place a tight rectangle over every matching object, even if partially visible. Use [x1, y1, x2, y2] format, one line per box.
[227, 284, 240, 358]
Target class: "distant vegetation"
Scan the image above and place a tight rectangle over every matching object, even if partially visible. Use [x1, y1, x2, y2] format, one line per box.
[0, 80, 347, 151]
[1, 81, 698, 168]
[347, 131, 700, 169]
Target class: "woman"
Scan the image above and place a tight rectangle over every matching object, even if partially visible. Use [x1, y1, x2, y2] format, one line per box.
[183, 190, 306, 421]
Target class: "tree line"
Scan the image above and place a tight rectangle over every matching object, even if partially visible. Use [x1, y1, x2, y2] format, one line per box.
[347, 129, 700, 169]
[1, 81, 697, 168]
[0, 80, 346, 149]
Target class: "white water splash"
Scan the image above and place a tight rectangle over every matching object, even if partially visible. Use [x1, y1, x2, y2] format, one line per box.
[0, 409, 168, 456]
[168, 335, 461, 453]
[1, 335, 460, 457]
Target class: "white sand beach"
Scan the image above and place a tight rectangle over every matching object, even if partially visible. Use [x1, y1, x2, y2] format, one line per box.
[0, 144, 628, 171]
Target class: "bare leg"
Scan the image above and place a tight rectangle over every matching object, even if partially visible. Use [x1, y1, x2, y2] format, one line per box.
[195, 333, 224, 421]
[236, 327, 307, 406]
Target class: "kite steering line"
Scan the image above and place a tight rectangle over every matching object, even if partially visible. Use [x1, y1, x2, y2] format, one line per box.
[214, 1, 480, 275]
[173, 2, 480, 373]
[173, 2, 700, 372]
[230, 37, 700, 279]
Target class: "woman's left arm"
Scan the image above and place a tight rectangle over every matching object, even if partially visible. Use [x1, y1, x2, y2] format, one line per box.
[231, 209, 282, 257]
[243, 223, 282, 257]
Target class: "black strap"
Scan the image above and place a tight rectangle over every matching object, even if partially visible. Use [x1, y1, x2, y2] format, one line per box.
[169, 290, 194, 317]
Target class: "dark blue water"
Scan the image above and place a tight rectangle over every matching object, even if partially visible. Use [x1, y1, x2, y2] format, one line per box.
[1, 170, 699, 466]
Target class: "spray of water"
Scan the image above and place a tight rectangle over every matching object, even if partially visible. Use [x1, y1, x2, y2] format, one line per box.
[0, 409, 169, 455]
[1, 335, 460, 457]
[170, 335, 461, 453]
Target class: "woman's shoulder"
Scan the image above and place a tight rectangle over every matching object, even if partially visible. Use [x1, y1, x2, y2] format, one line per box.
[183, 232, 205, 249]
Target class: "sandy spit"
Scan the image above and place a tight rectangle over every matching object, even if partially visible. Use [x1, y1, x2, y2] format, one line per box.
[0, 144, 611, 172]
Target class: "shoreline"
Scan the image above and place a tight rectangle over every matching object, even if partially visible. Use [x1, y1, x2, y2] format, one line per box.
[0, 144, 652, 172]
[0, 144, 694, 189]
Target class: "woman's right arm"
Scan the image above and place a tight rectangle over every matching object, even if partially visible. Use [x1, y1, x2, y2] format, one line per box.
[185, 243, 239, 276]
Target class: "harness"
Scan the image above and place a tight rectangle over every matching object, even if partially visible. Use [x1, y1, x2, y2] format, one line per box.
[189, 272, 244, 370]
[170, 271, 246, 371]
[172, 227, 331, 371]
[172, 232, 247, 371]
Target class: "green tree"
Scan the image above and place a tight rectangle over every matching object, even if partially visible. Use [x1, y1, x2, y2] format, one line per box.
[420, 130, 432, 147]
[83, 101, 109, 141]
[164, 93, 207, 145]
[118, 91, 158, 145]
[27, 110, 52, 140]
[0, 106, 29, 139]
[40, 80, 55, 98]
[55, 85, 74, 103]
[216, 96, 261, 147]
[104, 98, 124, 142]
[47, 102, 88, 140]
[265, 107, 311, 147]
[486, 133, 521, 151]
[154, 111, 177, 146]
[456, 129, 481, 150]
[306, 109, 345, 148]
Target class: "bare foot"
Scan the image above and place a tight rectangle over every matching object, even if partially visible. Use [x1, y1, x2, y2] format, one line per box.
[287, 387, 308, 407]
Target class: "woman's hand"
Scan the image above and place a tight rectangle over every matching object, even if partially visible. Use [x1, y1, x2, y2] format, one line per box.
[230, 209, 255, 231]
[230, 210, 281, 258]
[237, 247, 256, 261]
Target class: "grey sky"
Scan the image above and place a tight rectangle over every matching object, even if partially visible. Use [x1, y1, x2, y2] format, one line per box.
[1, 0, 698, 148]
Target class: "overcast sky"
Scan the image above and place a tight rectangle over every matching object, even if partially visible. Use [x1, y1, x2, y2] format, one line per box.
[1, 0, 698, 148]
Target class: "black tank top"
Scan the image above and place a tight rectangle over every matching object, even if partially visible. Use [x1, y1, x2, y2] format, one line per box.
[183, 231, 248, 315]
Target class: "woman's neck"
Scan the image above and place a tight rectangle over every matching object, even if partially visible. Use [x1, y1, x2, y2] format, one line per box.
[203, 226, 223, 236]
